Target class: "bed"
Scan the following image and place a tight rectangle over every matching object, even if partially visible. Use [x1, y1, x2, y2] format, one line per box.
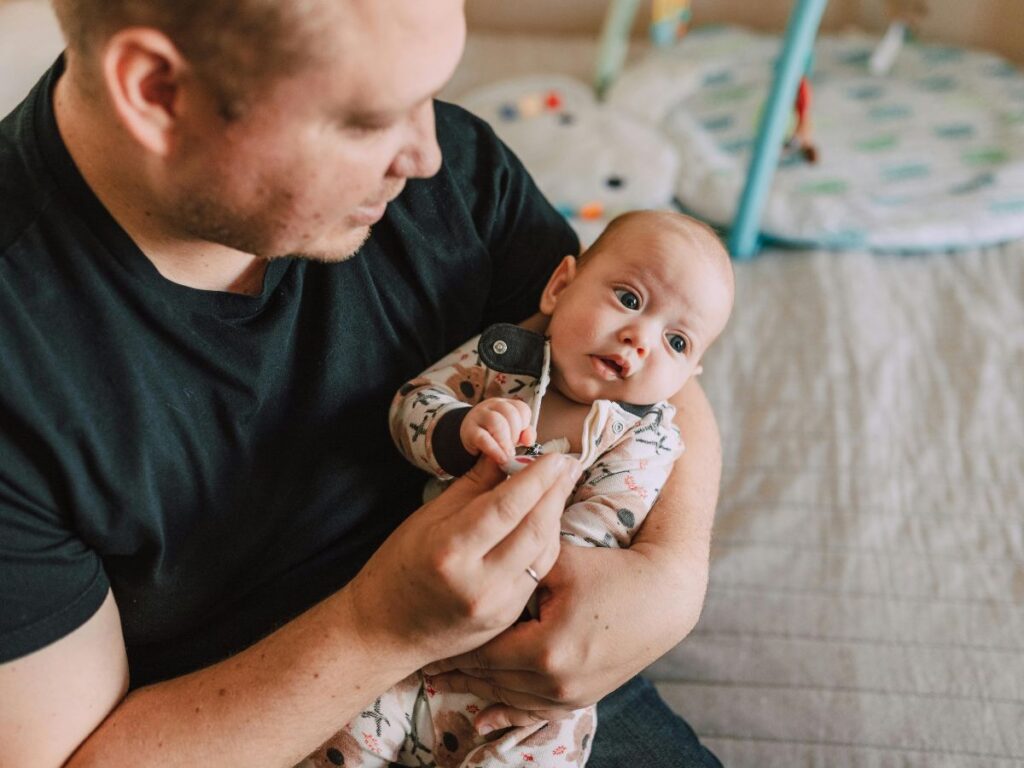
[447, 32, 1024, 767]
[2, 5, 1021, 764]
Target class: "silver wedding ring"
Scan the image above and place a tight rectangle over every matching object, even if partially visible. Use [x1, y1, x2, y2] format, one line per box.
[524, 566, 540, 583]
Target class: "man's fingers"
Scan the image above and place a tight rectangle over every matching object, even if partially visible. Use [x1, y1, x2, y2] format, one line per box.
[473, 704, 575, 736]
[427, 671, 561, 711]
[455, 454, 577, 552]
[423, 615, 544, 676]
[439, 666, 556, 699]
[484, 457, 579, 573]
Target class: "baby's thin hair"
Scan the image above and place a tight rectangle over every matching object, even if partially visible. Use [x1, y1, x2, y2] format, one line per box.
[581, 209, 734, 295]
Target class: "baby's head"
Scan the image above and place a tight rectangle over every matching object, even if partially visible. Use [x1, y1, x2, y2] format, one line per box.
[539, 210, 734, 406]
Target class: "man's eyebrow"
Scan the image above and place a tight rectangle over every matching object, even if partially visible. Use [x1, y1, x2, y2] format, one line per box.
[335, 105, 399, 124]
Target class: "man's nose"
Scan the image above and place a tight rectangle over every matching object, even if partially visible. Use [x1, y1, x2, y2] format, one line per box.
[389, 101, 442, 180]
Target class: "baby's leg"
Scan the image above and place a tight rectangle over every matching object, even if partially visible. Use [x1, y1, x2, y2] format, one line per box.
[458, 705, 596, 768]
[420, 681, 496, 767]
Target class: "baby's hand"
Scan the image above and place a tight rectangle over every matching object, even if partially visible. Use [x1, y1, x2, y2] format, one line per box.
[460, 398, 537, 466]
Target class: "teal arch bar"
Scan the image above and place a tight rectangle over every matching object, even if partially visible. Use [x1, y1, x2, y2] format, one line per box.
[728, 0, 830, 259]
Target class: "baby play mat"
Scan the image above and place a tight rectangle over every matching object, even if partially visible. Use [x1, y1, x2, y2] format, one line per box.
[606, 27, 1024, 251]
[458, 75, 680, 246]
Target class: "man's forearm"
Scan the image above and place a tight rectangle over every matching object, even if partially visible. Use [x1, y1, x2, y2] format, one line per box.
[631, 376, 721, 637]
[68, 587, 417, 768]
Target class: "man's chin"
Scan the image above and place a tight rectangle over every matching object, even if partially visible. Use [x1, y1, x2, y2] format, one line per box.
[276, 225, 373, 263]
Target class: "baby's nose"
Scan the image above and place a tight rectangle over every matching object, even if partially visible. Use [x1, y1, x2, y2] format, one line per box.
[619, 328, 649, 357]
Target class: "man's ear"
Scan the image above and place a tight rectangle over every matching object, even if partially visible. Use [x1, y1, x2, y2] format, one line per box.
[539, 255, 577, 315]
[101, 28, 187, 157]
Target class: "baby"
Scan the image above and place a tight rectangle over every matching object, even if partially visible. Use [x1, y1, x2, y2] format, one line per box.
[311, 210, 734, 768]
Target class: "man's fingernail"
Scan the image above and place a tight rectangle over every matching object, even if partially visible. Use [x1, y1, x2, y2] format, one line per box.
[477, 724, 493, 735]
[423, 665, 439, 675]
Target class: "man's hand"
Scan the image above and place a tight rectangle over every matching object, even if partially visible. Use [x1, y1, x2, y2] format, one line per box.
[345, 453, 580, 671]
[422, 543, 695, 732]
[460, 398, 536, 466]
[422, 376, 721, 735]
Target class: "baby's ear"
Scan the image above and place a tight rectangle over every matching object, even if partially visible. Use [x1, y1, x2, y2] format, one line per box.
[539, 255, 577, 315]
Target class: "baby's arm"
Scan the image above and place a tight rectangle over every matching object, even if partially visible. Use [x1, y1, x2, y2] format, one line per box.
[388, 336, 533, 478]
[388, 335, 485, 479]
[561, 404, 684, 549]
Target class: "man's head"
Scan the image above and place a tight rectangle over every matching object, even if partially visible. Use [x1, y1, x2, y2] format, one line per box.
[52, 0, 466, 261]
[539, 210, 735, 406]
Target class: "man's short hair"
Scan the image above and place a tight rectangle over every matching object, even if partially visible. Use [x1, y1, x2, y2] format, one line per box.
[51, 0, 326, 117]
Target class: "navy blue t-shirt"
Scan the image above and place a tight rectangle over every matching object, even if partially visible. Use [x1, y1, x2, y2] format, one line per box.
[0, 59, 579, 687]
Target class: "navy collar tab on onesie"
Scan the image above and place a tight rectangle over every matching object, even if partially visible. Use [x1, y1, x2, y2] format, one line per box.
[478, 323, 657, 417]
[478, 323, 546, 377]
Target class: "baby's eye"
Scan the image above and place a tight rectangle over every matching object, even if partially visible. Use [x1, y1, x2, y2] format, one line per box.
[668, 333, 687, 353]
[614, 289, 641, 310]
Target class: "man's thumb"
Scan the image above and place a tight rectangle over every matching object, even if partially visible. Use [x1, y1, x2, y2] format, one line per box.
[449, 455, 505, 498]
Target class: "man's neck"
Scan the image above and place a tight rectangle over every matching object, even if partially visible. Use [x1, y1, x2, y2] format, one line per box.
[52, 70, 268, 295]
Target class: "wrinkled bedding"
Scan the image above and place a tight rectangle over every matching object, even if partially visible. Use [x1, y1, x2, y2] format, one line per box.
[656, 245, 1024, 766]
[452, 33, 1024, 767]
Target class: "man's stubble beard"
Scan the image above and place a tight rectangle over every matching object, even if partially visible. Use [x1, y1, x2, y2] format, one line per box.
[288, 225, 373, 264]
[176, 192, 373, 264]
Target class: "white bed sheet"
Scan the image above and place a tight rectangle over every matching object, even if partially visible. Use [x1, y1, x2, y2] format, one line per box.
[452, 33, 1024, 767]
[657, 245, 1024, 766]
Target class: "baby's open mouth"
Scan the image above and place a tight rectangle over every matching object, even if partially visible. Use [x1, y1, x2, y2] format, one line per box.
[601, 357, 624, 375]
[593, 355, 628, 379]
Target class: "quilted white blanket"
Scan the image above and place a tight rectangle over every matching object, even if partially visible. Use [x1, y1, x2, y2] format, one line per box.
[452, 33, 1024, 767]
[655, 245, 1024, 766]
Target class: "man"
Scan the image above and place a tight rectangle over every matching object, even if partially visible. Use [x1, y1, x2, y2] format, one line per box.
[0, 1, 722, 765]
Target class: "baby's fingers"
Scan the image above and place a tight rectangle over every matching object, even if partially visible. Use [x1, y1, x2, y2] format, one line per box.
[477, 410, 516, 460]
[488, 400, 533, 451]
[518, 426, 537, 447]
[503, 399, 534, 442]
[472, 429, 509, 466]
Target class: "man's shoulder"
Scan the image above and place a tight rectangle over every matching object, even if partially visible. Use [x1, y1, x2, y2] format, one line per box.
[0, 105, 53, 260]
[432, 99, 512, 178]
[434, 100, 496, 144]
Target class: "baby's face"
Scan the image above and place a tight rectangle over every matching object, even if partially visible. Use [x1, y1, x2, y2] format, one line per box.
[542, 218, 733, 406]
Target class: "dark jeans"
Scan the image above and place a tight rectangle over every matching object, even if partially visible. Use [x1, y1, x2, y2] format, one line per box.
[588, 676, 722, 768]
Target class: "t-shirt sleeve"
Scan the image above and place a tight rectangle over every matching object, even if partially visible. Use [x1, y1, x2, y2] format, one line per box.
[481, 136, 580, 327]
[0, 420, 110, 663]
[435, 101, 581, 328]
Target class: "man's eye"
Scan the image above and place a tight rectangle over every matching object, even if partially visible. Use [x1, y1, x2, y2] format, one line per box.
[342, 117, 395, 136]
[614, 289, 641, 310]
[348, 124, 389, 136]
[668, 334, 687, 353]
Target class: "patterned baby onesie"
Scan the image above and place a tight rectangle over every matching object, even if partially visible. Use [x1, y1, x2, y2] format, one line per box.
[307, 324, 683, 768]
